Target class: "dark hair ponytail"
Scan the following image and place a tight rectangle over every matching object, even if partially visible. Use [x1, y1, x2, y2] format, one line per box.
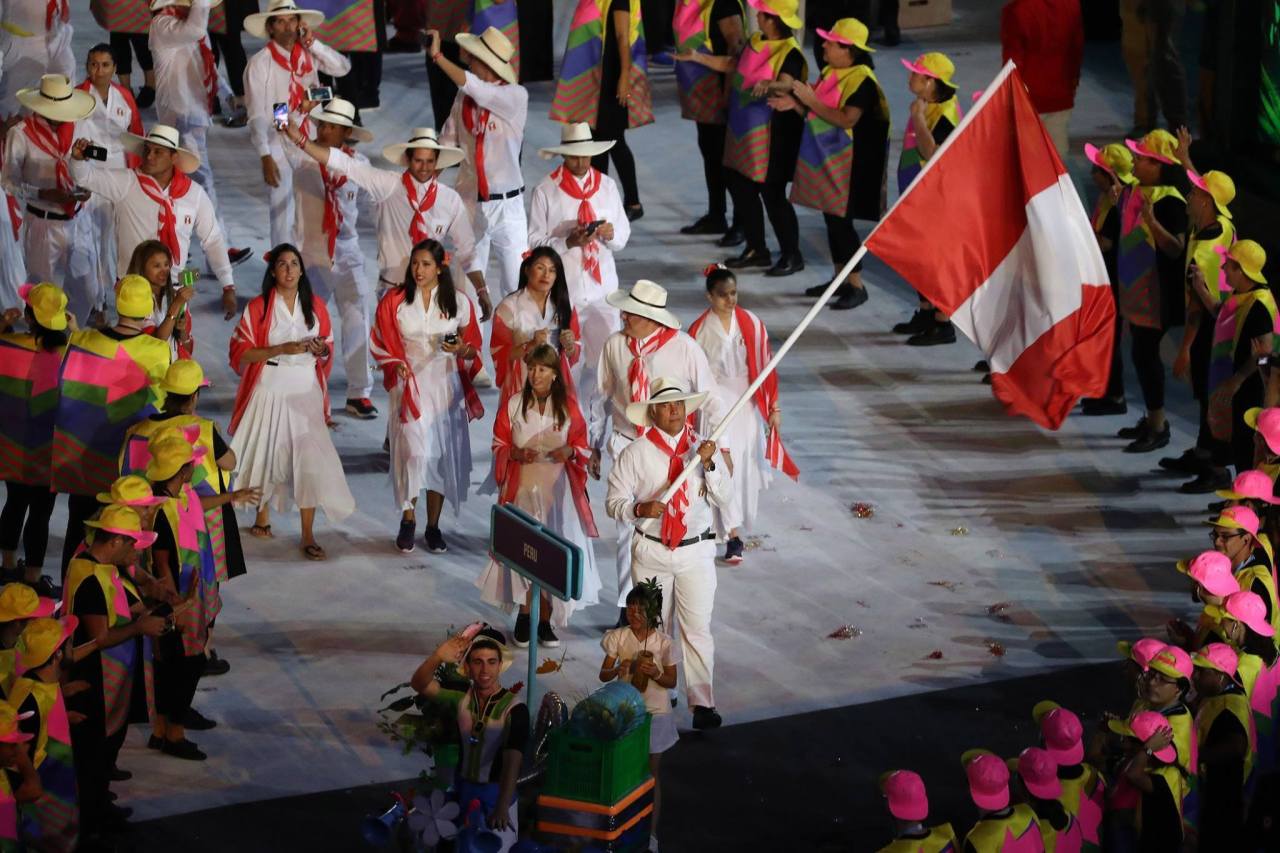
[403, 239, 458, 318]
[25, 307, 67, 352]
[261, 243, 317, 327]
[519, 247, 572, 327]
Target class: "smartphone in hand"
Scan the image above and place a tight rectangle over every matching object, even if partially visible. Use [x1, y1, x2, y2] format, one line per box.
[83, 144, 108, 161]
[584, 219, 604, 234]
[272, 102, 289, 130]
[307, 85, 332, 103]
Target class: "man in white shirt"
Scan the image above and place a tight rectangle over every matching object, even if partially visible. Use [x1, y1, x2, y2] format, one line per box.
[529, 122, 629, 395]
[0, 0, 75, 118]
[592, 280, 723, 612]
[278, 97, 378, 419]
[69, 124, 239, 318]
[243, 0, 350, 248]
[431, 26, 527, 300]
[1, 74, 96, 317]
[286, 123, 493, 318]
[605, 377, 728, 730]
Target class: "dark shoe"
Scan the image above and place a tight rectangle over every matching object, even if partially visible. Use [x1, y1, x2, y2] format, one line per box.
[830, 285, 868, 311]
[1158, 448, 1208, 474]
[765, 253, 804, 277]
[680, 215, 728, 235]
[161, 738, 207, 761]
[424, 526, 447, 554]
[722, 536, 744, 564]
[105, 802, 133, 826]
[202, 652, 230, 676]
[223, 106, 248, 128]
[981, 373, 992, 385]
[893, 309, 934, 335]
[345, 397, 379, 419]
[537, 621, 561, 648]
[513, 613, 531, 648]
[1080, 398, 1129, 416]
[1124, 422, 1171, 453]
[614, 607, 628, 629]
[716, 226, 746, 248]
[973, 360, 990, 372]
[108, 766, 132, 782]
[135, 86, 155, 109]
[23, 574, 58, 598]
[691, 706, 722, 730]
[803, 281, 831, 297]
[396, 519, 415, 554]
[1179, 467, 1232, 494]
[907, 321, 956, 347]
[625, 204, 644, 222]
[385, 36, 421, 53]
[184, 708, 217, 730]
[228, 247, 253, 266]
[724, 247, 772, 270]
[877, 29, 901, 47]
[1117, 417, 1148, 440]
[147, 735, 163, 750]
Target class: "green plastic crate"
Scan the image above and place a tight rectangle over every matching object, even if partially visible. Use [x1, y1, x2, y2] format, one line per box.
[543, 715, 652, 805]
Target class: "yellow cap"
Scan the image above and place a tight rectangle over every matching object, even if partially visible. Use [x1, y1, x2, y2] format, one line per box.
[158, 359, 208, 396]
[15, 616, 76, 674]
[902, 52, 956, 88]
[95, 474, 165, 507]
[1226, 240, 1267, 285]
[1084, 142, 1137, 186]
[747, 0, 802, 30]
[144, 435, 199, 482]
[1189, 170, 1236, 218]
[818, 18, 874, 53]
[0, 584, 55, 623]
[0, 702, 32, 743]
[115, 274, 154, 319]
[83, 504, 159, 547]
[1126, 129, 1181, 166]
[20, 282, 67, 331]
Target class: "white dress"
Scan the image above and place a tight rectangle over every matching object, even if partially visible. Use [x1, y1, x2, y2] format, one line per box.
[388, 289, 474, 513]
[229, 296, 355, 521]
[476, 394, 601, 626]
[693, 312, 771, 535]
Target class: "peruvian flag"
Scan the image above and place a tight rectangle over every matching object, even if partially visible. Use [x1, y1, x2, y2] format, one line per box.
[865, 63, 1114, 430]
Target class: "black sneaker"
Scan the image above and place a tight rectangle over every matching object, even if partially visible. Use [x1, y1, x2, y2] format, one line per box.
[1117, 417, 1148, 440]
[907, 321, 956, 347]
[146, 735, 163, 750]
[803, 281, 831, 297]
[691, 706, 722, 730]
[680, 215, 728, 235]
[893, 310, 933, 335]
[228, 247, 253, 266]
[184, 708, 217, 730]
[513, 613, 531, 648]
[764, 253, 804, 277]
[1158, 448, 1208, 474]
[973, 360, 990, 372]
[202, 652, 230, 676]
[108, 765, 132, 782]
[716, 226, 746, 248]
[1080, 398, 1129, 416]
[160, 738, 207, 761]
[396, 519, 415, 554]
[424, 526, 448, 554]
[537, 621, 561, 648]
[722, 537, 744, 564]
[1179, 467, 1232, 494]
[1207, 499, 1230, 513]
[345, 397, 379, 419]
[23, 574, 58, 599]
[830, 284, 868, 311]
[1124, 422, 1171, 453]
[625, 204, 644, 222]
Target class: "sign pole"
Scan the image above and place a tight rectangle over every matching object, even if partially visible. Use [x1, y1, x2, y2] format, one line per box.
[526, 582, 540, 734]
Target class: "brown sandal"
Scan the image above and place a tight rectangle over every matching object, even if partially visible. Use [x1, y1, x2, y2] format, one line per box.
[302, 544, 326, 561]
[249, 524, 272, 538]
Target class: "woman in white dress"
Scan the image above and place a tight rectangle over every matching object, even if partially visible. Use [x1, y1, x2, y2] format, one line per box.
[687, 265, 798, 564]
[478, 344, 600, 647]
[489, 247, 582, 403]
[370, 239, 484, 556]
[126, 239, 193, 358]
[228, 243, 355, 560]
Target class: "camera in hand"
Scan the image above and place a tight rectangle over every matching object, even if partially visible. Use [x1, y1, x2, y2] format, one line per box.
[443, 333, 459, 346]
[307, 85, 333, 103]
[83, 144, 108, 161]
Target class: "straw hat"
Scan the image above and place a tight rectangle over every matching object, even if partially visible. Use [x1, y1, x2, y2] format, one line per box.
[538, 122, 615, 159]
[308, 98, 373, 143]
[244, 0, 325, 39]
[605, 280, 681, 329]
[19, 282, 67, 331]
[456, 26, 517, 86]
[625, 378, 709, 428]
[17, 74, 96, 122]
[120, 124, 201, 174]
[464, 625, 515, 675]
[382, 127, 465, 170]
[158, 359, 210, 396]
[816, 18, 874, 53]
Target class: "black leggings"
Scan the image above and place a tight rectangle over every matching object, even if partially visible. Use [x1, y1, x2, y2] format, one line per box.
[155, 651, 206, 723]
[0, 483, 56, 568]
[109, 32, 152, 77]
[728, 170, 799, 257]
[61, 493, 99, 578]
[823, 211, 864, 274]
[1129, 323, 1166, 412]
[695, 121, 730, 220]
[591, 103, 640, 208]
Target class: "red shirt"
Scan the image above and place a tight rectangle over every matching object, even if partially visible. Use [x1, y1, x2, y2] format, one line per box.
[1000, 0, 1084, 114]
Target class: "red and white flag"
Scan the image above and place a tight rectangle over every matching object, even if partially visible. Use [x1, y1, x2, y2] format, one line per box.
[865, 63, 1114, 430]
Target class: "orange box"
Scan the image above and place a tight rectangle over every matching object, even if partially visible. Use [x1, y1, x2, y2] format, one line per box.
[899, 0, 953, 29]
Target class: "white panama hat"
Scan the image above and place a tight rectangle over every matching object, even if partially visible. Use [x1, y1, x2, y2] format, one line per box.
[120, 124, 201, 173]
[538, 122, 616, 159]
[381, 126, 466, 170]
[244, 0, 325, 39]
[625, 377, 709, 427]
[605, 279, 681, 330]
[308, 97, 373, 143]
[456, 26, 518, 86]
[17, 75, 96, 123]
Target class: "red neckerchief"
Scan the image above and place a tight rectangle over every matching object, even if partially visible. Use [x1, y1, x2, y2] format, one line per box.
[158, 7, 218, 111]
[319, 146, 351, 260]
[626, 327, 677, 436]
[400, 171, 438, 244]
[45, 0, 68, 29]
[267, 40, 314, 132]
[134, 169, 194, 261]
[21, 116, 77, 216]
[645, 425, 696, 548]
[552, 165, 603, 283]
[461, 97, 490, 200]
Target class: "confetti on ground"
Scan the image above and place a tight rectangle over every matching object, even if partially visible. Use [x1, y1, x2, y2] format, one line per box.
[950, 526, 969, 536]
[987, 602, 1013, 620]
[985, 549, 1004, 559]
[798, 524, 814, 532]
[928, 580, 960, 592]
[987, 641, 1006, 657]
[744, 536, 774, 552]
[536, 659, 562, 674]
[827, 625, 863, 639]
[908, 617, 928, 630]
[850, 502, 875, 518]
[925, 650, 944, 660]
[854, 600, 870, 608]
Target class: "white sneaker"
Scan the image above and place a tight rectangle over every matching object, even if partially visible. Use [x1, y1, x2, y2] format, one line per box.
[648, 836, 659, 852]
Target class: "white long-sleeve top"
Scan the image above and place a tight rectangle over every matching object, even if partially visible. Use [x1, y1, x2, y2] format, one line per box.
[2, 120, 83, 216]
[527, 168, 629, 307]
[244, 39, 350, 158]
[149, 0, 217, 127]
[605, 425, 731, 537]
[78, 82, 139, 168]
[591, 329, 725, 450]
[324, 145, 479, 284]
[280, 139, 365, 271]
[439, 71, 528, 202]
[69, 160, 233, 286]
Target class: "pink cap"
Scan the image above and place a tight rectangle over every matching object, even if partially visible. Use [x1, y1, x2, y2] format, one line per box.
[1038, 705, 1084, 766]
[1187, 169, 1209, 193]
[1193, 642, 1240, 679]
[1015, 747, 1062, 800]
[1222, 590, 1276, 637]
[1250, 408, 1280, 455]
[1129, 711, 1177, 763]
[1218, 470, 1279, 504]
[1118, 637, 1167, 671]
[963, 751, 1010, 811]
[1216, 505, 1260, 536]
[1125, 137, 1177, 165]
[1148, 645, 1194, 681]
[881, 769, 928, 821]
[1186, 551, 1241, 597]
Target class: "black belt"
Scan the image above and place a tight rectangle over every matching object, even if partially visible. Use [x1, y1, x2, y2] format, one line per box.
[265, 360, 279, 366]
[480, 186, 523, 202]
[640, 530, 715, 548]
[26, 205, 72, 221]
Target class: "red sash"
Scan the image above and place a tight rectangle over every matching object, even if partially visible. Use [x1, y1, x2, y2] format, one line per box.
[462, 97, 490, 200]
[552, 165, 603, 284]
[21, 116, 77, 216]
[0, 137, 20, 240]
[645, 426, 695, 548]
[135, 170, 194, 262]
[45, 0, 68, 29]
[627, 327, 678, 437]
[319, 147, 351, 260]
[228, 291, 334, 433]
[401, 172, 438, 245]
[268, 40, 314, 111]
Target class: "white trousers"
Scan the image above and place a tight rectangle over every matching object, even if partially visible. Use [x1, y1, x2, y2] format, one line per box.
[470, 194, 526, 300]
[310, 257, 374, 399]
[631, 534, 717, 709]
[66, 195, 112, 315]
[608, 431, 636, 606]
[1040, 110, 1072, 159]
[267, 145, 296, 249]
[0, 27, 73, 117]
[23, 213, 93, 318]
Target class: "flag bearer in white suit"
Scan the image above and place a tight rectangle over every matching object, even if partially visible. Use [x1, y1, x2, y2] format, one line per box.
[431, 26, 528, 302]
[0, 0, 75, 118]
[591, 280, 723, 613]
[243, 0, 350, 248]
[605, 377, 728, 731]
[278, 97, 378, 419]
[1, 74, 95, 317]
[529, 122, 630, 393]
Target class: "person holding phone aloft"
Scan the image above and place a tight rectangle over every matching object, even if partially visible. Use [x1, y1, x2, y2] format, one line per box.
[242, 0, 351, 249]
